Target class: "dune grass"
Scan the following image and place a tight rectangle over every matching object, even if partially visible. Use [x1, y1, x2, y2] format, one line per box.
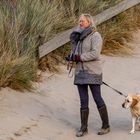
[100, 4, 140, 55]
[0, 49, 37, 90]
[0, 0, 139, 90]
[0, 0, 63, 90]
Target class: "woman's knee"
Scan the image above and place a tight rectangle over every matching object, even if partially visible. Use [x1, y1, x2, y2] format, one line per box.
[89, 84, 105, 108]
[80, 97, 89, 109]
[77, 84, 89, 109]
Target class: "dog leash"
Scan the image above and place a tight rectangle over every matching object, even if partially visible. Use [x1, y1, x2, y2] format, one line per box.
[67, 61, 74, 78]
[103, 82, 127, 97]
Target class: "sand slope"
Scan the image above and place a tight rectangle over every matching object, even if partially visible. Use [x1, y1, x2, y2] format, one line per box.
[0, 31, 140, 140]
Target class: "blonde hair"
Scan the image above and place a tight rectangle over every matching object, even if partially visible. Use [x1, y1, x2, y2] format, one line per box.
[80, 13, 96, 30]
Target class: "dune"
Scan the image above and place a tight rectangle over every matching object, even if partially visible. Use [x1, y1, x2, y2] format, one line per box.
[0, 31, 140, 140]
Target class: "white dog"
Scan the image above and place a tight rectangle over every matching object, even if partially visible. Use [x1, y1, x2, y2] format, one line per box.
[122, 95, 140, 134]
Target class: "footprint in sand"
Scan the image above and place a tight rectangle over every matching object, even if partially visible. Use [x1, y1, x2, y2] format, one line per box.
[14, 123, 37, 137]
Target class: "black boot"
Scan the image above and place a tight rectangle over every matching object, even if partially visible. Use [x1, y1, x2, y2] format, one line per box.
[97, 105, 110, 135]
[76, 108, 89, 137]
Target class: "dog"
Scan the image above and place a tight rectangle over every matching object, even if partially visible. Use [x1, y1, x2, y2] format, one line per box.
[122, 94, 140, 134]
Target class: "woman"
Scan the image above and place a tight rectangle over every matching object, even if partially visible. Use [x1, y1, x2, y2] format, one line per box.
[66, 14, 110, 137]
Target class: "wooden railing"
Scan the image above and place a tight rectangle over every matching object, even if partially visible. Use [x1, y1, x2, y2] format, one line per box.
[39, 0, 140, 58]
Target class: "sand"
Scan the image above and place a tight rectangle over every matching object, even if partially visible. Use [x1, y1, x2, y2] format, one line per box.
[0, 31, 140, 140]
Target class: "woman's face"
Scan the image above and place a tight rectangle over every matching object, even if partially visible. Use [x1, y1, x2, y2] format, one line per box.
[79, 16, 90, 29]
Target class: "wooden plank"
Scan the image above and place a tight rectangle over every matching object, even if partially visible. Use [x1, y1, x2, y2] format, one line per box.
[39, 0, 140, 58]
[93, 0, 140, 25]
[39, 27, 76, 58]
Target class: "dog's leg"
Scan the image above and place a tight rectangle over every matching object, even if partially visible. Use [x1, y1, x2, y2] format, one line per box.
[130, 116, 136, 134]
[138, 117, 140, 131]
[138, 123, 140, 131]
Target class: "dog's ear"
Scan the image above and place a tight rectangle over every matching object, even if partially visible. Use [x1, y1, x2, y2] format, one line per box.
[131, 98, 138, 108]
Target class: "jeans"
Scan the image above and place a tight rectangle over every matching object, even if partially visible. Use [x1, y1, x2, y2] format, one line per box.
[77, 84, 105, 109]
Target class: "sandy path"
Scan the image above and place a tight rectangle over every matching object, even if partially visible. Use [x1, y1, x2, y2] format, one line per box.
[0, 31, 140, 140]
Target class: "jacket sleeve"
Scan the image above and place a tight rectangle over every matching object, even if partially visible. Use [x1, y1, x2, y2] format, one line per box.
[80, 32, 103, 62]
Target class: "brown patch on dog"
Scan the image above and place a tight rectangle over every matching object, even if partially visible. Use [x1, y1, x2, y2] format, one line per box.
[131, 98, 138, 108]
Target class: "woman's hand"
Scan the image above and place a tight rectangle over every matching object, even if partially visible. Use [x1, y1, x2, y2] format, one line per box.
[65, 54, 82, 62]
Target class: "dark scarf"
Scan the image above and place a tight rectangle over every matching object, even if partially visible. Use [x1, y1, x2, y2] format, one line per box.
[70, 27, 93, 46]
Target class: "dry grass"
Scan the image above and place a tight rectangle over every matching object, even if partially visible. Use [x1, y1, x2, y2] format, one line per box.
[39, 43, 70, 72]
[100, 4, 140, 56]
[0, 47, 37, 91]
